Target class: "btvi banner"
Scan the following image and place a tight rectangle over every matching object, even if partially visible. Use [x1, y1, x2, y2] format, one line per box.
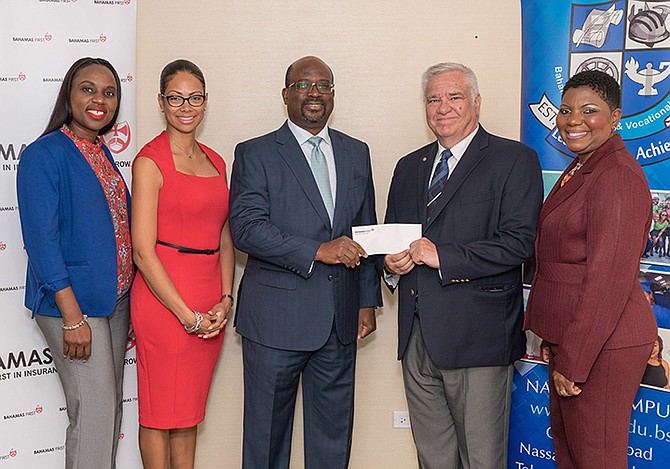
[521, 0, 670, 190]
[517, 1, 670, 468]
[510, 361, 670, 469]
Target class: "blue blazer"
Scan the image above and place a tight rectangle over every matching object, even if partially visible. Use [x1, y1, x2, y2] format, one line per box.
[17, 130, 130, 317]
[384, 127, 543, 368]
[229, 121, 382, 351]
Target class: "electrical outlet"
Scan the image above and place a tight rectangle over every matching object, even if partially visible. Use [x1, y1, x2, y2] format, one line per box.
[393, 410, 411, 428]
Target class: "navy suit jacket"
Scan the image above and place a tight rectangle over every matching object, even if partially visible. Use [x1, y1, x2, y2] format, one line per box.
[384, 126, 543, 368]
[229, 121, 382, 351]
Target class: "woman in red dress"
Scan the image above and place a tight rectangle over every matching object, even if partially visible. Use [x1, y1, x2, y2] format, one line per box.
[131, 59, 234, 468]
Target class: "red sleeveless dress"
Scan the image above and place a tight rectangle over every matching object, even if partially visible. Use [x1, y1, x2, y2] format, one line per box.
[131, 131, 229, 429]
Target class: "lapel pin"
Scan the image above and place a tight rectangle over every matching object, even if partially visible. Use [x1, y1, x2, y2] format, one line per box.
[422, 157, 427, 162]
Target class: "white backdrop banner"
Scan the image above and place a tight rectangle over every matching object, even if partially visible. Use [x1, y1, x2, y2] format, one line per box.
[0, 1, 140, 467]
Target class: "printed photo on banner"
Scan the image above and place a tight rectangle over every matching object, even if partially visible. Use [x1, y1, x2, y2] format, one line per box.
[643, 190, 670, 266]
[639, 270, 670, 331]
[640, 327, 670, 391]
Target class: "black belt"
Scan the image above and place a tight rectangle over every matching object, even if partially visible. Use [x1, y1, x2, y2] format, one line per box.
[156, 240, 219, 255]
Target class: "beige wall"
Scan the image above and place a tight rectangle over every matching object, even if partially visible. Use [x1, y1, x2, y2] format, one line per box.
[136, 1, 523, 467]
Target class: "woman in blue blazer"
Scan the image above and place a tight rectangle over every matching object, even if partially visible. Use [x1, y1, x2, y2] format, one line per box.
[16, 57, 132, 469]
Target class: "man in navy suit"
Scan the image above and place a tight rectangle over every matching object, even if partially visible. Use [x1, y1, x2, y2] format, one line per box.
[383, 63, 543, 468]
[229, 56, 382, 469]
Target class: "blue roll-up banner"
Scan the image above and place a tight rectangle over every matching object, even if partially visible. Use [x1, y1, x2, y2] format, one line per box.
[510, 361, 670, 468]
[521, 0, 670, 190]
[517, 1, 670, 467]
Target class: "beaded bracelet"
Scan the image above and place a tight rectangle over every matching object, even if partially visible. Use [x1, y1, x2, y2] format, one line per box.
[221, 293, 235, 307]
[184, 310, 203, 334]
[62, 315, 88, 331]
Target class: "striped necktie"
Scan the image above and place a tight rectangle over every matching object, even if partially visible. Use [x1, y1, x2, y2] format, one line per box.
[427, 149, 452, 222]
[308, 136, 334, 222]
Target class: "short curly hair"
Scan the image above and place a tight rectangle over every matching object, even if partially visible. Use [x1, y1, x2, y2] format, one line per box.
[562, 70, 621, 111]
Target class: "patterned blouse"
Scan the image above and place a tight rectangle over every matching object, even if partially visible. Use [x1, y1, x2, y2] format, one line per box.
[62, 125, 133, 296]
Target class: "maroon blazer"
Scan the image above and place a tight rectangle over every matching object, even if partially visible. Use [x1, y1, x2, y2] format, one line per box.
[524, 134, 657, 383]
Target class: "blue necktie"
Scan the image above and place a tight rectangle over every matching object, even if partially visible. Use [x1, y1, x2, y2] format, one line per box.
[427, 149, 451, 222]
[308, 136, 334, 222]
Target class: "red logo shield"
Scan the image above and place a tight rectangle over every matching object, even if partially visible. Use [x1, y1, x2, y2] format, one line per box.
[126, 336, 136, 352]
[102, 121, 131, 154]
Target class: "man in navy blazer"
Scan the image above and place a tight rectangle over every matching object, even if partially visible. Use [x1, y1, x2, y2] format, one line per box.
[383, 63, 543, 468]
[229, 56, 382, 469]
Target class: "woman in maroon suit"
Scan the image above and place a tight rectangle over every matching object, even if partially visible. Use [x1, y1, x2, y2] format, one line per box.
[524, 70, 657, 468]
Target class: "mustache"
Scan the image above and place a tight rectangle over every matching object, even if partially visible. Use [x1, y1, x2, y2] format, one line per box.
[302, 98, 325, 105]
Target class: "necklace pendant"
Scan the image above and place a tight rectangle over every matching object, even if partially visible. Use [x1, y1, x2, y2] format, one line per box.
[169, 136, 196, 159]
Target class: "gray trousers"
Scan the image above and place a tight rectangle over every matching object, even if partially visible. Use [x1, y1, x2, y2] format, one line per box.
[36, 292, 129, 469]
[402, 317, 513, 469]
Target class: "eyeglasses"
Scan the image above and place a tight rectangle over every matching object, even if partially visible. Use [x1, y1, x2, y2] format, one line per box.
[161, 94, 206, 107]
[287, 80, 334, 94]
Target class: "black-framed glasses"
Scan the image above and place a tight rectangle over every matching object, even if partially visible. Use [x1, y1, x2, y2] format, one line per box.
[287, 80, 334, 94]
[160, 94, 206, 107]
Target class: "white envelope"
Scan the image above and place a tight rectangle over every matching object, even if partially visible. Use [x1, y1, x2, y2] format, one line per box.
[352, 223, 422, 255]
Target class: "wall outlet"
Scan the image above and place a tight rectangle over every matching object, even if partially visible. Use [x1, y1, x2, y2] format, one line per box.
[393, 410, 411, 428]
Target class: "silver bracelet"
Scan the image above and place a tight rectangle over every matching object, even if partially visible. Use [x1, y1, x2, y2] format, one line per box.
[62, 315, 88, 331]
[184, 310, 203, 334]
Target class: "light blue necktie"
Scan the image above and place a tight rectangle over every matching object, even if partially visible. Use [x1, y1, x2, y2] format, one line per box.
[308, 136, 334, 222]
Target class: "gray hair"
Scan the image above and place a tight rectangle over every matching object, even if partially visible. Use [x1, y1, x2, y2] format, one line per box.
[422, 62, 479, 103]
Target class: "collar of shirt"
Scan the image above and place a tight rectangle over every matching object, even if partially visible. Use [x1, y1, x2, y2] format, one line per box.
[286, 119, 332, 150]
[61, 124, 104, 153]
[430, 125, 479, 183]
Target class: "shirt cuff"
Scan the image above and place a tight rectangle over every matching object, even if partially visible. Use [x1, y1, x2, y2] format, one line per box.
[383, 268, 400, 289]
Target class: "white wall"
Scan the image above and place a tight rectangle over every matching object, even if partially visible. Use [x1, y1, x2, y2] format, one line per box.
[136, 1, 523, 467]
